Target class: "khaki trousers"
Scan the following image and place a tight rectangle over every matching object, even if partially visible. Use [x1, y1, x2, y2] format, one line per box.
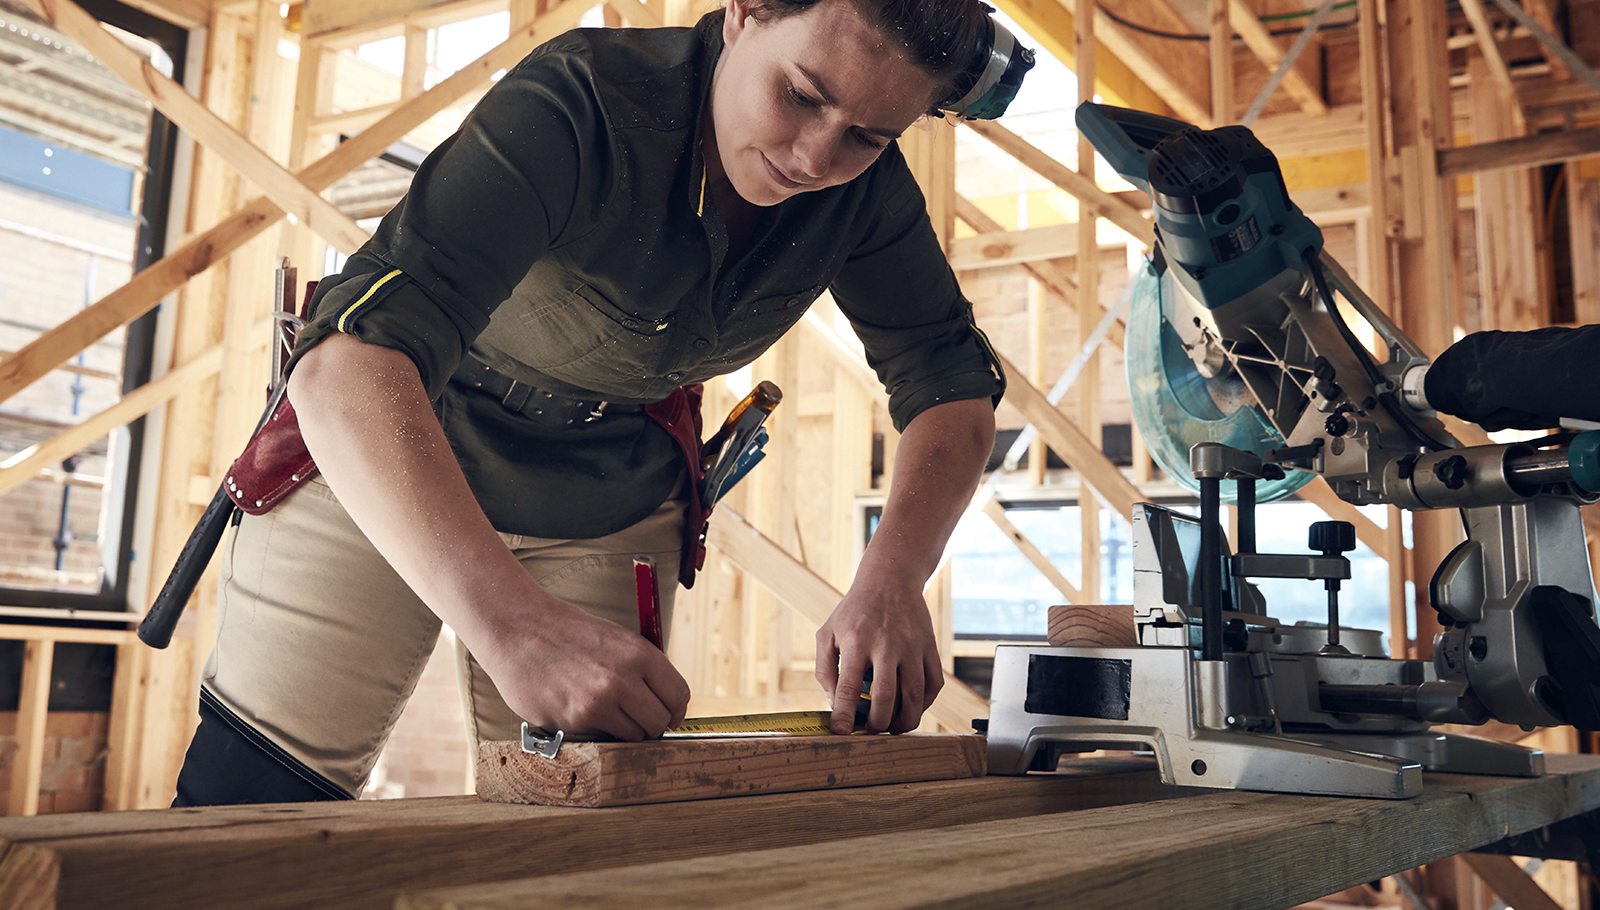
[203, 473, 684, 796]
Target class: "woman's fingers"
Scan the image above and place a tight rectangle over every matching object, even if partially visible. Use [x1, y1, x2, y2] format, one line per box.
[866, 661, 898, 733]
[890, 660, 927, 734]
[829, 649, 868, 735]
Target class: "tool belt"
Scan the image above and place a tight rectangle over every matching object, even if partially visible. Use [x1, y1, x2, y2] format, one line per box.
[449, 357, 646, 429]
[221, 356, 710, 587]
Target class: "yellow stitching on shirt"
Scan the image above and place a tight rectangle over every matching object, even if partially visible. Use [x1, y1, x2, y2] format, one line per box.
[698, 164, 707, 218]
[969, 317, 1006, 385]
[336, 269, 403, 333]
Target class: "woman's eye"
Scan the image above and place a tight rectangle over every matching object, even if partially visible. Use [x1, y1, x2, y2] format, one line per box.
[786, 83, 819, 108]
[856, 131, 887, 151]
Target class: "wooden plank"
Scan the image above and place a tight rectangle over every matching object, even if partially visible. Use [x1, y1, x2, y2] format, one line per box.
[1458, 0, 1528, 134]
[1439, 126, 1600, 177]
[0, 345, 224, 499]
[0, 625, 141, 646]
[19, 0, 367, 255]
[981, 497, 1081, 603]
[7, 642, 53, 817]
[1231, 0, 1328, 117]
[1212, 0, 1233, 124]
[1461, 854, 1565, 910]
[706, 510, 987, 732]
[798, 311, 888, 410]
[0, 844, 57, 910]
[952, 196, 1128, 350]
[947, 222, 1119, 270]
[308, 102, 403, 135]
[0, 757, 1186, 910]
[993, 352, 1141, 524]
[476, 734, 986, 808]
[402, 25, 428, 99]
[0, 0, 593, 410]
[1048, 603, 1137, 646]
[1076, 0, 1103, 608]
[1569, 165, 1600, 323]
[399, 755, 1600, 910]
[1027, 279, 1047, 486]
[964, 121, 1156, 246]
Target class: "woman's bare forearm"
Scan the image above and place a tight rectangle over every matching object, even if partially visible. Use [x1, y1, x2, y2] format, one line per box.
[286, 334, 553, 651]
[856, 397, 996, 590]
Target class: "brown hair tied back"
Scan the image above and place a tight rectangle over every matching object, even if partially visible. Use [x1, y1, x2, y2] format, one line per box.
[740, 0, 988, 99]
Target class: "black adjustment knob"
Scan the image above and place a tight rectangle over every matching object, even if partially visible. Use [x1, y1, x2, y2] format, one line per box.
[1309, 520, 1356, 555]
[1433, 454, 1469, 491]
[1262, 464, 1286, 481]
[1324, 412, 1350, 437]
[1313, 356, 1337, 383]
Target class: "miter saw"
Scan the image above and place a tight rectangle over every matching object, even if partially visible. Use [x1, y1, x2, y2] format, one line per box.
[985, 103, 1600, 799]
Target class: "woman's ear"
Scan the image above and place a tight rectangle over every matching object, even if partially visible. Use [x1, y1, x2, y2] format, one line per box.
[724, 0, 753, 45]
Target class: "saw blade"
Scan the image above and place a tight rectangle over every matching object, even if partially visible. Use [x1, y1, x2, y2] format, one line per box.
[1124, 256, 1313, 503]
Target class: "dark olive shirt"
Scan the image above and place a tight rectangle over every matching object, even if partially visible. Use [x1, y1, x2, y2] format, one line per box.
[290, 17, 1005, 539]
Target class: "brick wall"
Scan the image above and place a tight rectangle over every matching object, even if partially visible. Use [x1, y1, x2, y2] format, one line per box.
[0, 710, 108, 814]
[0, 179, 136, 594]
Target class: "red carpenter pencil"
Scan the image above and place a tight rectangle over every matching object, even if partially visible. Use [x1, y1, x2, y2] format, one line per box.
[633, 556, 664, 650]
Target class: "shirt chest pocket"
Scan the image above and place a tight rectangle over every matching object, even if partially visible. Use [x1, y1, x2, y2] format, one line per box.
[539, 283, 677, 387]
[704, 286, 825, 371]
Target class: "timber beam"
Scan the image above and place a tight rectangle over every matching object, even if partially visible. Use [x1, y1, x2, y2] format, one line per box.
[1230, 0, 1328, 117]
[0, 0, 594, 409]
[21, 0, 368, 254]
[1438, 125, 1600, 176]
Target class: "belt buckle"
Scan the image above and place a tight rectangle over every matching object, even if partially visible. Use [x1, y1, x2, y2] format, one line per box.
[585, 401, 608, 423]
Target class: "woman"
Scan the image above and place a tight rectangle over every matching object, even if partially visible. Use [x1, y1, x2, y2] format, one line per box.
[173, 0, 1030, 804]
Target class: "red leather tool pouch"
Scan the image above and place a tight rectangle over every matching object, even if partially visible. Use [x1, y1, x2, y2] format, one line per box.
[644, 384, 707, 589]
[224, 396, 320, 516]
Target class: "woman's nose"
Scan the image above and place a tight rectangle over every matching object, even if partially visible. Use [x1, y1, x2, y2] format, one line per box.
[793, 129, 834, 180]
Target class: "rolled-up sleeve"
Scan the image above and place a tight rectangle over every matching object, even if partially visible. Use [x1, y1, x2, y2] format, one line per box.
[829, 149, 1005, 433]
[288, 36, 613, 399]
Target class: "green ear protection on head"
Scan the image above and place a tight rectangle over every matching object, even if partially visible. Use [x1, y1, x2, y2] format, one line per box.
[938, 7, 1035, 120]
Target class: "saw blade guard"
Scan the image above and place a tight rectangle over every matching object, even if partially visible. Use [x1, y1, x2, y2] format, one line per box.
[1125, 256, 1313, 503]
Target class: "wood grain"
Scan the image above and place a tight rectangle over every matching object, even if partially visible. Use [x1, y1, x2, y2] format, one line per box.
[0, 757, 1185, 910]
[1048, 604, 1137, 647]
[1438, 125, 1600, 178]
[476, 734, 986, 808]
[402, 755, 1600, 910]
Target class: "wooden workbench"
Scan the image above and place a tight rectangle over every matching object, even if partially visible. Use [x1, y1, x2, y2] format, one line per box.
[1, 754, 1597, 910]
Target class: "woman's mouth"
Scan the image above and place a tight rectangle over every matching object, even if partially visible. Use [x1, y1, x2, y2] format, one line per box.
[761, 153, 805, 189]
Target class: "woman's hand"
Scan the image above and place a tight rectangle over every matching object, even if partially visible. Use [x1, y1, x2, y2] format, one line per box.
[816, 569, 943, 734]
[811, 397, 996, 735]
[478, 597, 690, 740]
[293, 334, 689, 742]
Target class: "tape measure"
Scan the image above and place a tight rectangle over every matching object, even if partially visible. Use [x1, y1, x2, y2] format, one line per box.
[522, 697, 874, 757]
[662, 709, 842, 739]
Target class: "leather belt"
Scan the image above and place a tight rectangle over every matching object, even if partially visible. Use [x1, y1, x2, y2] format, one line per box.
[450, 356, 645, 427]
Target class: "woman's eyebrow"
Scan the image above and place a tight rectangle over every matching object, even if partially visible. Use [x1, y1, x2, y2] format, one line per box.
[794, 64, 906, 140]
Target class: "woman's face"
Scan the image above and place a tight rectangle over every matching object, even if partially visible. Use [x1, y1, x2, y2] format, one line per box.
[710, 0, 942, 206]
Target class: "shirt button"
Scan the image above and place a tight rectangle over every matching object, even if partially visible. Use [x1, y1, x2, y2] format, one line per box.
[694, 338, 710, 350]
[785, 297, 801, 308]
[667, 372, 683, 382]
[621, 317, 640, 329]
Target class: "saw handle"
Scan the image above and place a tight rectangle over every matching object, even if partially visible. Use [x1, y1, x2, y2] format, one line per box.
[1074, 103, 1195, 194]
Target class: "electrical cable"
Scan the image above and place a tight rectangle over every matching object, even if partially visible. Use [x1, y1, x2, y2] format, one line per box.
[1306, 255, 1453, 452]
[1097, 4, 1357, 42]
